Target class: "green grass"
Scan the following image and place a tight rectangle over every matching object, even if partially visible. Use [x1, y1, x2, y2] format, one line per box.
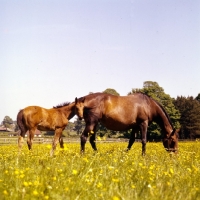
[0, 142, 199, 200]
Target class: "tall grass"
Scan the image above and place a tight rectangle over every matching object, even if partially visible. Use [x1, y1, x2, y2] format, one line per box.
[0, 142, 199, 200]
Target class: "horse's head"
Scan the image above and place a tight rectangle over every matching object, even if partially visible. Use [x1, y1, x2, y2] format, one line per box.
[75, 97, 85, 120]
[163, 128, 179, 153]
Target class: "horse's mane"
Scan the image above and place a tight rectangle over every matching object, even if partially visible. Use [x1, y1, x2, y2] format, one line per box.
[53, 102, 71, 109]
[140, 93, 174, 128]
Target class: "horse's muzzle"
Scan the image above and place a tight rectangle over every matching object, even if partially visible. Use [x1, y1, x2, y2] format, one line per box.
[79, 117, 83, 120]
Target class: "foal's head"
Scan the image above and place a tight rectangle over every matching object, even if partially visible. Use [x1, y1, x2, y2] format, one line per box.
[75, 97, 85, 120]
[163, 128, 179, 153]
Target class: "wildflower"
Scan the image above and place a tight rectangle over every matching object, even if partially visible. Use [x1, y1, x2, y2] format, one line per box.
[72, 169, 78, 175]
[139, 163, 143, 167]
[28, 182, 32, 186]
[46, 145, 52, 149]
[169, 168, 174, 174]
[33, 190, 38, 196]
[187, 168, 191, 173]
[112, 178, 119, 183]
[23, 182, 29, 187]
[97, 136, 101, 141]
[108, 166, 114, 170]
[88, 168, 93, 172]
[131, 184, 136, 189]
[47, 185, 52, 190]
[113, 196, 120, 200]
[57, 169, 63, 173]
[97, 182, 103, 188]
[14, 170, 19, 175]
[19, 174, 25, 178]
[34, 180, 40, 186]
[83, 157, 89, 162]
[3, 190, 8, 195]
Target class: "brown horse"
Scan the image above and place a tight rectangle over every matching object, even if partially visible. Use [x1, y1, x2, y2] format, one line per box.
[75, 92, 179, 155]
[17, 102, 76, 155]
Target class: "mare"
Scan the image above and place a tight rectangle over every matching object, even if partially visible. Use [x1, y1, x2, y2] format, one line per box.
[17, 102, 76, 155]
[75, 92, 179, 155]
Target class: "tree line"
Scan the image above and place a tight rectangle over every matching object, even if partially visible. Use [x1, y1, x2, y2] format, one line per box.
[1, 81, 200, 140]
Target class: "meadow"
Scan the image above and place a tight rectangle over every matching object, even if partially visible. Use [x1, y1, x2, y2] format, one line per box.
[0, 141, 199, 200]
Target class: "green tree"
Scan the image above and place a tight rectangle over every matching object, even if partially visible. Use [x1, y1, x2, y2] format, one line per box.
[103, 88, 120, 96]
[195, 93, 200, 102]
[128, 81, 181, 139]
[3, 116, 14, 130]
[174, 96, 200, 139]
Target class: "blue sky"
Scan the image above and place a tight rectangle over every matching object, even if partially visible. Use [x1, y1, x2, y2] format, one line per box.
[0, 0, 200, 122]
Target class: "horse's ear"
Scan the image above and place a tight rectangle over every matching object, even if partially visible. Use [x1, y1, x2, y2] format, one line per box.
[75, 97, 78, 104]
[170, 128, 176, 136]
[171, 128, 180, 137]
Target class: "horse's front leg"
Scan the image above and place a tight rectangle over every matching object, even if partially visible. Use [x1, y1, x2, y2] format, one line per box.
[80, 130, 88, 153]
[89, 124, 98, 151]
[81, 123, 96, 153]
[140, 121, 148, 156]
[51, 128, 62, 156]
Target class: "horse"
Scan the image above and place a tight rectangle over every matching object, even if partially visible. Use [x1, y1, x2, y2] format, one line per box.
[17, 102, 76, 155]
[74, 92, 179, 155]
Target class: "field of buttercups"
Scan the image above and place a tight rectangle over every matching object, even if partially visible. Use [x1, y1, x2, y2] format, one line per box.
[0, 141, 199, 200]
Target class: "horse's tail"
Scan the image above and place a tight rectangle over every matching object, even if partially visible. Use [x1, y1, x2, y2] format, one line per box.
[17, 109, 27, 138]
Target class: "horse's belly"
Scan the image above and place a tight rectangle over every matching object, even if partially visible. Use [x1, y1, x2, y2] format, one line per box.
[37, 123, 54, 131]
[101, 118, 135, 131]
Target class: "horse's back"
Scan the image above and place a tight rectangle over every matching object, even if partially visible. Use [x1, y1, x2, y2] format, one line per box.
[99, 93, 152, 130]
[103, 93, 150, 113]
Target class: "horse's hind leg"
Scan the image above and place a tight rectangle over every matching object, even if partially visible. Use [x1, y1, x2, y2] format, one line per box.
[18, 135, 24, 150]
[27, 129, 35, 150]
[140, 121, 148, 156]
[127, 129, 136, 151]
[89, 133, 97, 151]
[59, 137, 64, 148]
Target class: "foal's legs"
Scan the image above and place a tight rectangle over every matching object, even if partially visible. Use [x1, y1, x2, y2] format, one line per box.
[51, 128, 63, 156]
[18, 123, 27, 151]
[18, 129, 27, 150]
[59, 137, 64, 148]
[27, 128, 35, 150]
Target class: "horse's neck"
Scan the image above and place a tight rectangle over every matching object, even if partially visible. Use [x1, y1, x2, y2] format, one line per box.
[61, 104, 75, 120]
[154, 106, 173, 134]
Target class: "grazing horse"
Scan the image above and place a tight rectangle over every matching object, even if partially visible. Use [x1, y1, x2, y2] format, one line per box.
[75, 92, 179, 155]
[17, 102, 76, 155]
